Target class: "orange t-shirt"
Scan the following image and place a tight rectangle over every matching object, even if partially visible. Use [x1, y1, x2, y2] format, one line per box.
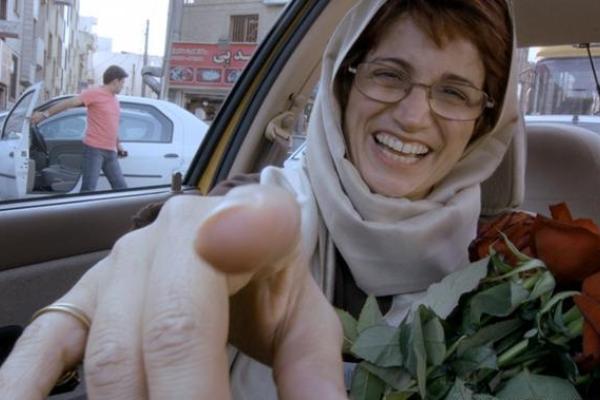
[80, 87, 120, 151]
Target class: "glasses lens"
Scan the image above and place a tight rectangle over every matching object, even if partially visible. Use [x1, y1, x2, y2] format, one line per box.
[430, 83, 488, 120]
[352, 63, 492, 121]
[355, 63, 410, 103]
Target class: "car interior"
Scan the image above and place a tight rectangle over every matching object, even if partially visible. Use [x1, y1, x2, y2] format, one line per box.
[0, 0, 599, 398]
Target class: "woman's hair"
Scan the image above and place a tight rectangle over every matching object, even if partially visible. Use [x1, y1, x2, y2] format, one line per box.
[336, 0, 512, 136]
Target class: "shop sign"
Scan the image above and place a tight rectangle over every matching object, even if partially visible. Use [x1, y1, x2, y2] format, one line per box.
[168, 42, 256, 89]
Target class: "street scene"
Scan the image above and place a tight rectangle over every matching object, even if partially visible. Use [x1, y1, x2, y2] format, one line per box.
[1, 1, 600, 398]
[0, 0, 288, 199]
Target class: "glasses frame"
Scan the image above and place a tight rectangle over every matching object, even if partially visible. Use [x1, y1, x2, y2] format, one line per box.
[347, 63, 495, 121]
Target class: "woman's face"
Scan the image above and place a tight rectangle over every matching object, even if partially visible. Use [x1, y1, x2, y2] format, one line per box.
[343, 15, 486, 199]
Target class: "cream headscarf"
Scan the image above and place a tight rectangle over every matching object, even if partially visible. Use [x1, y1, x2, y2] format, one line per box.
[261, 0, 524, 298]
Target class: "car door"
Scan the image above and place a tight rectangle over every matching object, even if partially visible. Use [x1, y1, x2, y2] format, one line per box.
[0, 83, 42, 200]
[97, 101, 183, 190]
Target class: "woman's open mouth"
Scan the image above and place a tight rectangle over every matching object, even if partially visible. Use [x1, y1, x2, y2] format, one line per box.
[374, 132, 431, 164]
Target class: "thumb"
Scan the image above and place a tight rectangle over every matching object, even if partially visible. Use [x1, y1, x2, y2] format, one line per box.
[195, 184, 301, 276]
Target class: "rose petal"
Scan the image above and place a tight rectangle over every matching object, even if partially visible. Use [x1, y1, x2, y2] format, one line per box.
[470, 211, 535, 263]
[550, 202, 573, 222]
[574, 218, 600, 235]
[574, 294, 600, 335]
[532, 216, 600, 282]
[582, 272, 600, 303]
[577, 322, 600, 371]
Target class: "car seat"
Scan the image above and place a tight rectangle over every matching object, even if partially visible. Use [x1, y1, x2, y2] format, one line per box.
[41, 164, 81, 192]
[522, 123, 600, 223]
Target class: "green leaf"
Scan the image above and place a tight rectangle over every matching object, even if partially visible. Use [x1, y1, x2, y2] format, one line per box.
[351, 325, 404, 367]
[423, 315, 446, 366]
[443, 378, 500, 400]
[457, 319, 522, 356]
[416, 257, 489, 319]
[384, 392, 414, 400]
[528, 271, 555, 301]
[490, 251, 512, 275]
[468, 282, 529, 324]
[452, 345, 498, 377]
[427, 374, 454, 400]
[485, 257, 546, 283]
[496, 370, 581, 400]
[536, 291, 580, 337]
[361, 362, 413, 391]
[444, 379, 474, 400]
[500, 232, 532, 263]
[350, 364, 386, 400]
[336, 308, 358, 353]
[402, 308, 427, 398]
[357, 295, 384, 333]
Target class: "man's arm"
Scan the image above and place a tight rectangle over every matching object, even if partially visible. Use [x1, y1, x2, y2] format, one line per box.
[31, 96, 84, 124]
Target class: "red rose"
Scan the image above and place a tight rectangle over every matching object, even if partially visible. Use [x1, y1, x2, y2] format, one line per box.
[472, 203, 600, 369]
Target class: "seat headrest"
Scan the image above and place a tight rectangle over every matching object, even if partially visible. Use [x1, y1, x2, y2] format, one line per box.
[480, 115, 527, 216]
[523, 122, 600, 222]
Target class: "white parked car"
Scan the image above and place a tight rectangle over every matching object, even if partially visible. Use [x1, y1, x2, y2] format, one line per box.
[0, 83, 208, 199]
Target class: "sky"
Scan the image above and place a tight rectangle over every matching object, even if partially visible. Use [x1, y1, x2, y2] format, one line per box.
[79, 0, 169, 57]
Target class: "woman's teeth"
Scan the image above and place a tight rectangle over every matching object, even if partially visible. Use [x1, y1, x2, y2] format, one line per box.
[374, 132, 430, 163]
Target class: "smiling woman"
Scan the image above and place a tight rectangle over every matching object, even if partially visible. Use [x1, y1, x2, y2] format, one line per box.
[0, 0, 523, 399]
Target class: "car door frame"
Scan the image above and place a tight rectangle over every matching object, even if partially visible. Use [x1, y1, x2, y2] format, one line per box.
[0, 82, 43, 200]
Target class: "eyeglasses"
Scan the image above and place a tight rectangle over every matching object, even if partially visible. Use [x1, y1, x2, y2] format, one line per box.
[348, 62, 495, 121]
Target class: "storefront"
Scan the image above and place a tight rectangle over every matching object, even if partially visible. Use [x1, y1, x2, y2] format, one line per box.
[166, 42, 256, 121]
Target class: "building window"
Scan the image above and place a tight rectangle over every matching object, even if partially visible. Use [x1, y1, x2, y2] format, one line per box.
[183, 0, 194, 4]
[0, 0, 7, 20]
[10, 55, 18, 99]
[230, 14, 259, 43]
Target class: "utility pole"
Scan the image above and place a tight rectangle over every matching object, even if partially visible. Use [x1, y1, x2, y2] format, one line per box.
[142, 19, 149, 97]
[131, 63, 136, 96]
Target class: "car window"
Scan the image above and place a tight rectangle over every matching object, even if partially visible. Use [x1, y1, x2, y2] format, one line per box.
[39, 113, 86, 140]
[519, 45, 600, 133]
[119, 103, 173, 143]
[1, 90, 35, 140]
[0, 0, 287, 202]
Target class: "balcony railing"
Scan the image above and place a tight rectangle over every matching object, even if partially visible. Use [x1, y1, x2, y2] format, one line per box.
[54, 0, 74, 6]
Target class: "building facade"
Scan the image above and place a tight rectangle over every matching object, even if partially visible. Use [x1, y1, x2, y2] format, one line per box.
[163, 0, 288, 120]
[0, 0, 95, 110]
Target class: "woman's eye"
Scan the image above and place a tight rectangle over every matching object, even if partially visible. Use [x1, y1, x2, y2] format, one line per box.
[371, 69, 409, 83]
[437, 85, 470, 102]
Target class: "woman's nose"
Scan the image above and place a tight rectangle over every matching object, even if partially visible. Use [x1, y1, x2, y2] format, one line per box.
[390, 85, 433, 131]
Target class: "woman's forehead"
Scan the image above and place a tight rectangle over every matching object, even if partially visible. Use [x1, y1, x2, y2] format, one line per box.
[366, 15, 485, 85]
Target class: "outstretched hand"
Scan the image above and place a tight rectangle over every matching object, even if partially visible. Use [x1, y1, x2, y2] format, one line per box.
[0, 185, 346, 399]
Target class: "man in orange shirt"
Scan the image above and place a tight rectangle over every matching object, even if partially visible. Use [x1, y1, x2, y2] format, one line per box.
[31, 65, 129, 192]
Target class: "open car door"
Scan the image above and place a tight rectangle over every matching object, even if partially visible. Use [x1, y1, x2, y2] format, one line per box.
[0, 82, 42, 200]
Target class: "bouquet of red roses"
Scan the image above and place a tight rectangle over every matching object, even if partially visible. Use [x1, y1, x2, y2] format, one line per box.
[339, 204, 600, 399]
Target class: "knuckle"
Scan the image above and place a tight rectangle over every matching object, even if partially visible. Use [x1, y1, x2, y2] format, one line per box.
[108, 229, 149, 265]
[85, 332, 134, 389]
[157, 196, 185, 221]
[143, 310, 199, 366]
